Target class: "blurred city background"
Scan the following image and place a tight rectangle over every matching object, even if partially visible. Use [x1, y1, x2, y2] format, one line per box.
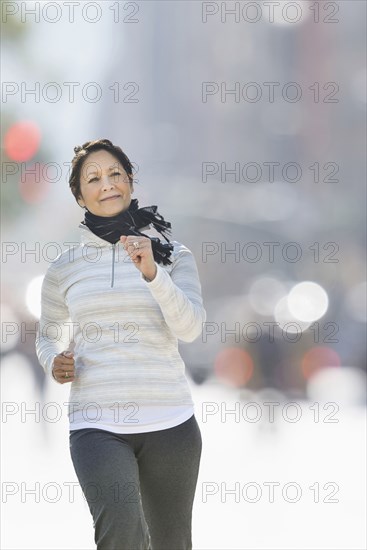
[1, 1, 366, 549]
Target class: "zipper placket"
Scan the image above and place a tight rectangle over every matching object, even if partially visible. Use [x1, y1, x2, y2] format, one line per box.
[111, 243, 116, 288]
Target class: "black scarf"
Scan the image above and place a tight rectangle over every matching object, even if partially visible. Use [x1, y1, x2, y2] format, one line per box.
[81, 198, 174, 265]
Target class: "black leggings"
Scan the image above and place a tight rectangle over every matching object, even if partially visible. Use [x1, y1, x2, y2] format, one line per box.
[69, 414, 202, 550]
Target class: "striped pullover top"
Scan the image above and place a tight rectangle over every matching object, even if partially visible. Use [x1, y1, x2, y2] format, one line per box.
[35, 222, 206, 432]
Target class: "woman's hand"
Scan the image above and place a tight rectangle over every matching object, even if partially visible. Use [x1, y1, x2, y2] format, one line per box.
[120, 235, 157, 281]
[52, 351, 75, 384]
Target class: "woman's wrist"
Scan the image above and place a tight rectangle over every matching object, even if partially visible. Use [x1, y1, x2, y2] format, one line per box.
[143, 264, 158, 282]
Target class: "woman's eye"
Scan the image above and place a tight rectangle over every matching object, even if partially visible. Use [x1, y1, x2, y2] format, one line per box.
[87, 172, 120, 183]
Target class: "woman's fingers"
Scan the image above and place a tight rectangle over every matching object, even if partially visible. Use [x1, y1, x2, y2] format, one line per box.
[52, 351, 75, 384]
[54, 352, 74, 366]
[52, 366, 75, 384]
[56, 356, 74, 366]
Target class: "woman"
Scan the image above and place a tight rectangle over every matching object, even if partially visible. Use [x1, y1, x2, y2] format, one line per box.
[35, 139, 206, 550]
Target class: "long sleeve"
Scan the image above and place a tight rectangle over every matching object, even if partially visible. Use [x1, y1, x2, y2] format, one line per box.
[35, 262, 72, 379]
[141, 244, 206, 343]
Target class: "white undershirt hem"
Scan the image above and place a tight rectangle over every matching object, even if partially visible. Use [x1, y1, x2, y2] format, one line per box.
[69, 404, 195, 434]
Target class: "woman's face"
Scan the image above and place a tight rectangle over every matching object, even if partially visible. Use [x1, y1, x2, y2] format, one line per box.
[77, 149, 134, 217]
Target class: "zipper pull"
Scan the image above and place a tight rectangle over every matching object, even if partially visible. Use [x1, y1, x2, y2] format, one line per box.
[111, 243, 116, 288]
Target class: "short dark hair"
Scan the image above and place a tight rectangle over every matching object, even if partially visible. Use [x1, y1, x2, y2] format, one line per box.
[69, 139, 135, 206]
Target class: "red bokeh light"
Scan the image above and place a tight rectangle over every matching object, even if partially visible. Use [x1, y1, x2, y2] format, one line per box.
[301, 346, 341, 379]
[214, 347, 254, 387]
[4, 121, 41, 162]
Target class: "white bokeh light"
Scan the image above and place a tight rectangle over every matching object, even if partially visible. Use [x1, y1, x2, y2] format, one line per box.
[274, 295, 311, 334]
[287, 281, 328, 322]
[249, 276, 287, 316]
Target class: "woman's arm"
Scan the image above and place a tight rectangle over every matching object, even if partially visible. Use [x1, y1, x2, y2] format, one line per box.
[35, 262, 72, 379]
[141, 244, 206, 343]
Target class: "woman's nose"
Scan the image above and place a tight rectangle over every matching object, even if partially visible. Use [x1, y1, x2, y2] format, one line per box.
[101, 177, 115, 190]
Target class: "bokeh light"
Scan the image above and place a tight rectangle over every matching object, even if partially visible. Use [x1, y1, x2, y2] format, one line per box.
[287, 281, 329, 322]
[274, 295, 312, 334]
[248, 276, 287, 316]
[4, 121, 41, 162]
[301, 346, 341, 380]
[214, 347, 254, 387]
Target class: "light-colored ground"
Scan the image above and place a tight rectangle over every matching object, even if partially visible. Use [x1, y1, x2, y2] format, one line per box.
[1, 357, 366, 550]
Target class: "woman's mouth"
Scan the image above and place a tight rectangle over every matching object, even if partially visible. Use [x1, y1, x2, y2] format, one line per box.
[101, 195, 121, 201]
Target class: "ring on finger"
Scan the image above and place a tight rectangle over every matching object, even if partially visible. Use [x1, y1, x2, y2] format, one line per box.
[132, 241, 140, 249]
